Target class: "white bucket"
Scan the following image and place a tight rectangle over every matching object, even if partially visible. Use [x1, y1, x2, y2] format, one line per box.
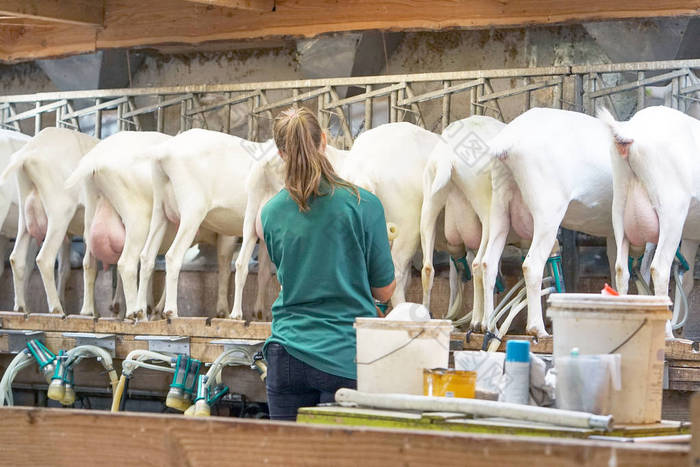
[355, 318, 452, 394]
[547, 293, 671, 424]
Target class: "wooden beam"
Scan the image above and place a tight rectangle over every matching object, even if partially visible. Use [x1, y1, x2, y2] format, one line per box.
[692, 393, 700, 465]
[182, 0, 274, 11]
[0, 0, 103, 27]
[3, 0, 700, 62]
[0, 407, 689, 466]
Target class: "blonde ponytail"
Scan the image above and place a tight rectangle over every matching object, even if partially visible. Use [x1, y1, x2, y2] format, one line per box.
[273, 106, 358, 211]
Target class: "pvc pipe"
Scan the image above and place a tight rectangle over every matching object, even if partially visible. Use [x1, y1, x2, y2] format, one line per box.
[0, 351, 34, 406]
[672, 266, 689, 330]
[121, 350, 174, 376]
[110, 375, 127, 412]
[335, 388, 613, 430]
[487, 287, 555, 352]
[64, 345, 119, 392]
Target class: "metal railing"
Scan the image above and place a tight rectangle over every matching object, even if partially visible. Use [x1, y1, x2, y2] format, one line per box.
[1, 58, 699, 147]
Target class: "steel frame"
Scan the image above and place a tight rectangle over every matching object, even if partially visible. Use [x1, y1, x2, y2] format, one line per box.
[1, 59, 699, 144]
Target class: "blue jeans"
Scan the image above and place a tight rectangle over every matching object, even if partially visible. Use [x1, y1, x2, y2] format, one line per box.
[265, 342, 356, 421]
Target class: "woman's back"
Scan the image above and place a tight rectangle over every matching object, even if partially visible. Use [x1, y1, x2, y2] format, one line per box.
[262, 183, 393, 379]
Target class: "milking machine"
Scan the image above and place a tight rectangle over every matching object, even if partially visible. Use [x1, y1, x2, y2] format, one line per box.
[0, 339, 56, 406]
[186, 341, 266, 417]
[0, 338, 121, 407]
[628, 245, 691, 331]
[110, 349, 175, 412]
[472, 241, 564, 351]
[47, 345, 119, 406]
[166, 354, 202, 411]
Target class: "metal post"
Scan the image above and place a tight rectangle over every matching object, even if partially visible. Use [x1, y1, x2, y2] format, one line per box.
[179, 98, 187, 133]
[524, 77, 531, 111]
[441, 81, 450, 131]
[317, 94, 325, 128]
[116, 102, 123, 132]
[470, 86, 476, 116]
[156, 95, 164, 133]
[56, 105, 62, 128]
[34, 102, 41, 135]
[574, 75, 583, 112]
[329, 88, 353, 148]
[476, 83, 485, 115]
[390, 91, 397, 123]
[249, 94, 260, 141]
[585, 73, 595, 115]
[553, 80, 563, 109]
[224, 92, 231, 134]
[672, 77, 680, 109]
[560, 229, 579, 292]
[94, 98, 102, 138]
[636, 72, 645, 112]
[364, 84, 372, 132]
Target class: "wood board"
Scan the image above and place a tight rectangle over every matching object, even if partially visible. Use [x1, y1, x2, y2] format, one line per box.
[0, 406, 688, 466]
[4, 0, 700, 61]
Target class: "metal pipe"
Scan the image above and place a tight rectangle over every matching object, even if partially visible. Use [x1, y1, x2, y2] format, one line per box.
[335, 388, 613, 430]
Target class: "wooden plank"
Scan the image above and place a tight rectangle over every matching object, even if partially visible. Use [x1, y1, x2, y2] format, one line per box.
[668, 367, 700, 382]
[5, 1, 700, 62]
[668, 381, 700, 392]
[182, 0, 274, 11]
[665, 338, 700, 361]
[0, 312, 272, 340]
[454, 332, 554, 354]
[0, 0, 103, 26]
[0, 407, 688, 466]
[691, 393, 700, 465]
[0, 22, 97, 62]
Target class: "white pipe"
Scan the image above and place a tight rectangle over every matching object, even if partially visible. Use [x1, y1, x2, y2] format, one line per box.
[121, 350, 174, 376]
[0, 351, 34, 406]
[64, 345, 119, 392]
[672, 267, 689, 330]
[204, 349, 252, 391]
[335, 388, 613, 430]
[487, 287, 555, 352]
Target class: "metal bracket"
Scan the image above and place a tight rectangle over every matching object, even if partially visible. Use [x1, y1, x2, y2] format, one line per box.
[62, 333, 116, 357]
[209, 339, 264, 361]
[0, 330, 45, 353]
[663, 360, 670, 390]
[135, 335, 190, 355]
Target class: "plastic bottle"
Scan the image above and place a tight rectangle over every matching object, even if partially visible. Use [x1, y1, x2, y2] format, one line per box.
[502, 340, 530, 405]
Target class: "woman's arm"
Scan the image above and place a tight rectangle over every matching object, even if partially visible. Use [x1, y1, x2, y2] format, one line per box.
[371, 279, 396, 303]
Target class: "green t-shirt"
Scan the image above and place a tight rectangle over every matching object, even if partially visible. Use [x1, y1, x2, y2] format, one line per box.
[261, 183, 395, 379]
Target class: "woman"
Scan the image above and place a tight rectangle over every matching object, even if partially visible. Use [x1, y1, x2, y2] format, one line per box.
[261, 106, 396, 421]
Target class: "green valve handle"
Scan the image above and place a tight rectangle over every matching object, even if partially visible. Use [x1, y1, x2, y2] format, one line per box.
[547, 254, 565, 293]
[450, 256, 472, 282]
[26, 339, 56, 383]
[26, 339, 56, 370]
[206, 384, 229, 406]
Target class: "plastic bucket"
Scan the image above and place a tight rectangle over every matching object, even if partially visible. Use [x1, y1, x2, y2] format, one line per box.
[547, 293, 671, 424]
[355, 318, 452, 394]
[423, 369, 476, 398]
